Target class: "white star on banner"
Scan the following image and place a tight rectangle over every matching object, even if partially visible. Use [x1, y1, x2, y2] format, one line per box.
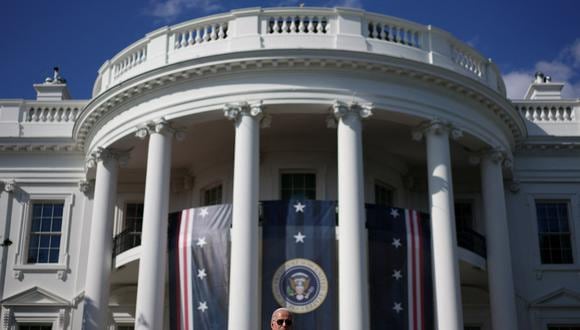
[196, 237, 207, 248]
[393, 302, 403, 314]
[294, 232, 306, 243]
[197, 268, 207, 280]
[199, 208, 209, 218]
[390, 208, 400, 218]
[392, 269, 402, 280]
[392, 238, 402, 248]
[293, 202, 306, 213]
[198, 301, 208, 312]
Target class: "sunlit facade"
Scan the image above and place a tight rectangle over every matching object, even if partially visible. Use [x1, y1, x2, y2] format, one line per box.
[1, 7, 580, 330]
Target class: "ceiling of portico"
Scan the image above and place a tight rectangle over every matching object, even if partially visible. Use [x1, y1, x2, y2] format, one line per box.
[109, 107, 483, 184]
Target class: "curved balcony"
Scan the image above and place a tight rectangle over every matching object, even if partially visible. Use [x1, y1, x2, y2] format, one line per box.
[113, 229, 141, 256]
[92, 7, 505, 98]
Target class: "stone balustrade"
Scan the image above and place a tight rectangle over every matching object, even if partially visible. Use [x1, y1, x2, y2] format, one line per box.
[0, 100, 88, 138]
[513, 101, 580, 137]
[365, 13, 422, 48]
[515, 104, 575, 122]
[91, 7, 507, 96]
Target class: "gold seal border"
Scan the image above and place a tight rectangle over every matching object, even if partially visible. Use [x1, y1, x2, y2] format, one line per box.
[272, 258, 329, 314]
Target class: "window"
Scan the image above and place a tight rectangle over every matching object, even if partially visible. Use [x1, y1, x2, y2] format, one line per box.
[203, 184, 223, 206]
[27, 201, 63, 264]
[19, 326, 52, 330]
[125, 203, 143, 233]
[374, 181, 394, 206]
[455, 201, 475, 231]
[548, 326, 580, 330]
[125, 202, 143, 246]
[280, 173, 316, 200]
[536, 201, 574, 264]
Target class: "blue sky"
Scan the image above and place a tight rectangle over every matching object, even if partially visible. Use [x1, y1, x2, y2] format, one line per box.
[1, 0, 579, 100]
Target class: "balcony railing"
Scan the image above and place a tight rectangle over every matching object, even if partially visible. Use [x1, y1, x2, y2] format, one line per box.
[92, 7, 505, 97]
[113, 229, 141, 257]
[457, 228, 486, 258]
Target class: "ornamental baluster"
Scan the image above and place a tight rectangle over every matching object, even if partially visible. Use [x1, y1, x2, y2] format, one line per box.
[298, 17, 305, 33]
[195, 27, 203, 43]
[307, 18, 315, 33]
[367, 22, 374, 38]
[210, 24, 218, 40]
[185, 29, 195, 46]
[290, 17, 297, 33]
[218, 23, 225, 39]
[203, 25, 210, 41]
[323, 19, 329, 33]
[281, 17, 289, 33]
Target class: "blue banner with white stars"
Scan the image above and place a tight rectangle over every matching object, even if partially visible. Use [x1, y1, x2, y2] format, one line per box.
[367, 204, 434, 330]
[168, 204, 232, 330]
[261, 200, 338, 330]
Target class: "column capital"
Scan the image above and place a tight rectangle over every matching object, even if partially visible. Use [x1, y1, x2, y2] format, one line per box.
[412, 119, 463, 141]
[472, 147, 512, 169]
[85, 147, 131, 169]
[332, 100, 373, 120]
[135, 118, 178, 140]
[2, 180, 15, 193]
[223, 101, 263, 122]
[79, 180, 95, 194]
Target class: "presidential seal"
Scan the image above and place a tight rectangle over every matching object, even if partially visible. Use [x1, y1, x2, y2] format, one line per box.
[272, 258, 328, 314]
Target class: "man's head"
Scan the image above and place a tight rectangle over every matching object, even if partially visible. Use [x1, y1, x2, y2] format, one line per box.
[271, 307, 293, 329]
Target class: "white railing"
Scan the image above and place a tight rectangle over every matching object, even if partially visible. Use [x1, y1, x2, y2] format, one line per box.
[451, 44, 485, 78]
[26, 105, 81, 123]
[267, 15, 330, 34]
[515, 104, 575, 122]
[92, 7, 505, 96]
[365, 15, 422, 49]
[173, 20, 229, 49]
[112, 43, 148, 79]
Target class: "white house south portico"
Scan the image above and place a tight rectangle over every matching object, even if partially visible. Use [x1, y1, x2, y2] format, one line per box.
[1, 6, 579, 330]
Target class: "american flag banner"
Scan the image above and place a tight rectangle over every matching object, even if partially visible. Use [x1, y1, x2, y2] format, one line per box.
[367, 204, 434, 330]
[168, 204, 232, 330]
[261, 200, 338, 330]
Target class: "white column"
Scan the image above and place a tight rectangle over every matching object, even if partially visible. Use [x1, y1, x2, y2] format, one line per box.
[134, 120, 174, 330]
[334, 101, 372, 330]
[416, 120, 464, 330]
[83, 148, 119, 330]
[224, 102, 261, 330]
[481, 150, 518, 330]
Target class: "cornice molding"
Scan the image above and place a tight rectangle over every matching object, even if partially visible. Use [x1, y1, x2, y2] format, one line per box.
[0, 143, 81, 153]
[73, 52, 524, 152]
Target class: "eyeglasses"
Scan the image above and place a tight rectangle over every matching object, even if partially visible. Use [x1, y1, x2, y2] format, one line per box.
[276, 319, 293, 326]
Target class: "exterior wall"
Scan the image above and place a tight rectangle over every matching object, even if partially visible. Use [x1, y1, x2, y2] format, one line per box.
[1, 7, 579, 330]
[508, 152, 580, 329]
